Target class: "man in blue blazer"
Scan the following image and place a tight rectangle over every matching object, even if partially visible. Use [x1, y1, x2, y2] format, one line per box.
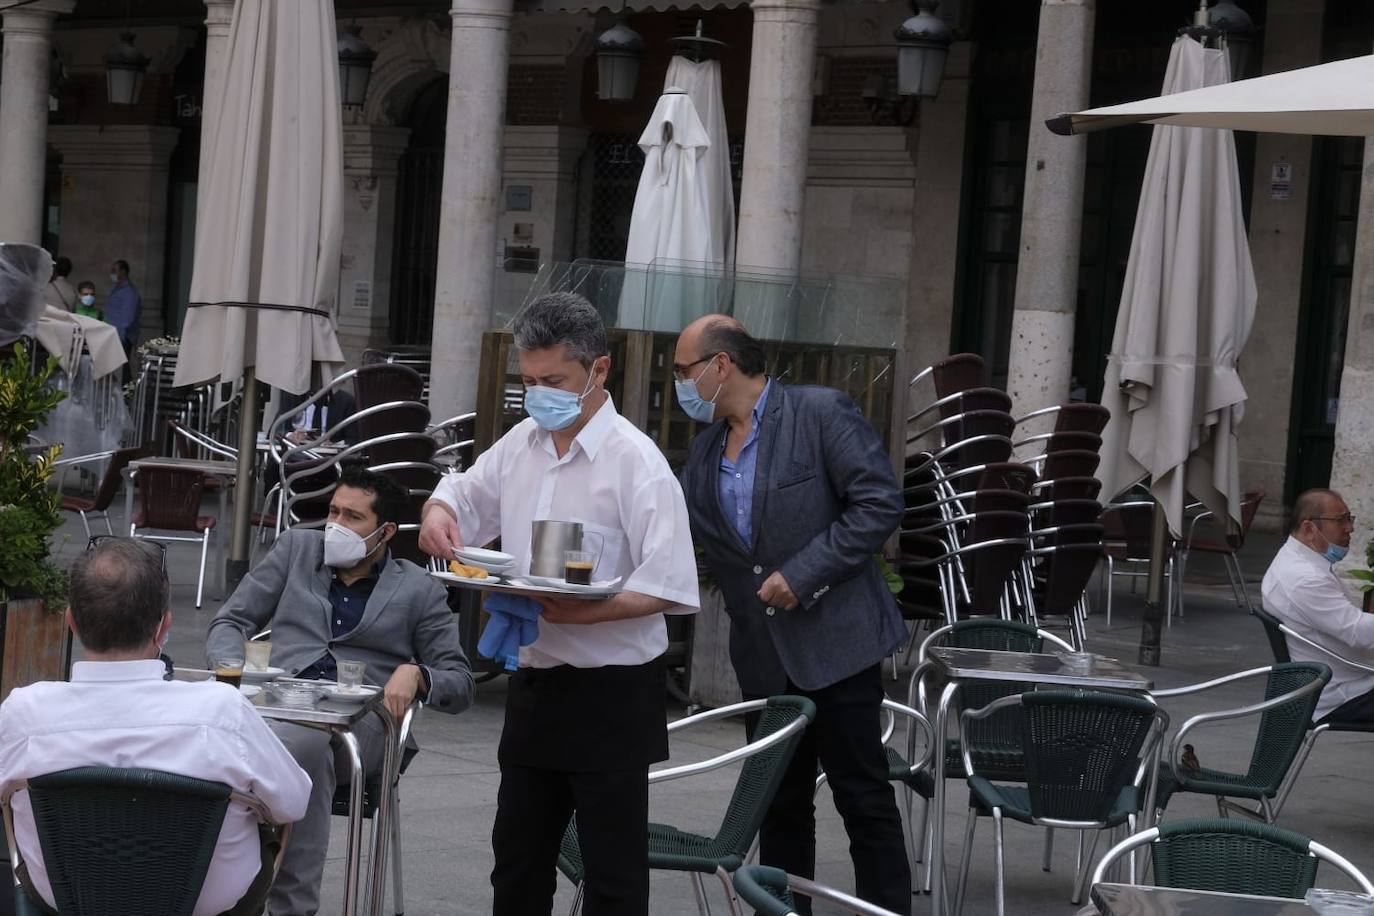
[676, 315, 910, 914]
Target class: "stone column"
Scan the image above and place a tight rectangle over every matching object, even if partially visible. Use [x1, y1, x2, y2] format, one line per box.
[1327, 41, 1374, 570]
[47, 126, 182, 342]
[198, 0, 236, 185]
[428, 0, 513, 415]
[337, 125, 411, 364]
[1239, 0, 1324, 531]
[735, 0, 819, 273]
[1004, 0, 1094, 417]
[0, 0, 75, 244]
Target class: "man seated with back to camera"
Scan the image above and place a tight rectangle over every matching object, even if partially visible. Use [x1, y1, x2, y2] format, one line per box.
[0, 538, 311, 916]
[208, 467, 474, 916]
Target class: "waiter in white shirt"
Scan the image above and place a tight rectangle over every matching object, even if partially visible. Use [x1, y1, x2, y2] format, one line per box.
[1261, 488, 1374, 724]
[419, 292, 699, 915]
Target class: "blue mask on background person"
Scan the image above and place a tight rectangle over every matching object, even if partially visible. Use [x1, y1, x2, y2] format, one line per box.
[674, 358, 722, 423]
[524, 370, 596, 431]
[1325, 542, 1349, 564]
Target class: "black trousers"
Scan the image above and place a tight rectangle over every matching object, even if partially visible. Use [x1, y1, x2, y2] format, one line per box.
[746, 664, 911, 916]
[490, 764, 649, 916]
[1319, 687, 1374, 726]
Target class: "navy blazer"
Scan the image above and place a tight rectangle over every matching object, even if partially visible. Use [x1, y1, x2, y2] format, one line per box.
[680, 383, 906, 694]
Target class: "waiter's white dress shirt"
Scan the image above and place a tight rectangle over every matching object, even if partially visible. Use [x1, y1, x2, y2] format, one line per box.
[432, 394, 700, 668]
[1261, 536, 1374, 720]
[0, 660, 311, 916]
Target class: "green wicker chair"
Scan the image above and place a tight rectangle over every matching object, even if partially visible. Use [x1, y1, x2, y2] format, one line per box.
[904, 620, 1076, 890]
[954, 690, 1168, 916]
[557, 695, 815, 916]
[1090, 818, 1374, 897]
[1150, 662, 1330, 823]
[731, 865, 903, 916]
[0, 766, 290, 916]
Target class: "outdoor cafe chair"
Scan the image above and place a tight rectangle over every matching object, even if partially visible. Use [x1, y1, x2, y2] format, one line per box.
[1176, 488, 1266, 617]
[900, 532, 1029, 625]
[905, 620, 1075, 891]
[1090, 818, 1374, 899]
[130, 465, 216, 609]
[1025, 526, 1102, 647]
[1015, 402, 1111, 437]
[1148, 663, 1330, 824]
[53, 444, 149, 539]
[353, 362, 424, 414]
[1038, 448, 1101, 482]
[1032, 475, 1102, 502]
[731, 865, 902, 916]
[917, 352, 988, 399]
[556, 695, 816, 916]
[953, 690, 1169, 916]
[1, 766, 292, 916]
[1101, 502, 1180, 627]
[906, 388, 1013, 435]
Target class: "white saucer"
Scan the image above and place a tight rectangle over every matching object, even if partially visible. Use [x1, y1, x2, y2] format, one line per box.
[239, 684, 262, 698]
[454, 547, 516, 566]
[514, 575, 622, 594]
[242, 666, 286, 683]
[322, 684, 380, 704]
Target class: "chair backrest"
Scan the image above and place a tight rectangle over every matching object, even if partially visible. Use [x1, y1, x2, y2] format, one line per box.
[940, 434, 1013, 472]
[937, 387, 1013, 423]
[1101, 503, 1155, 558]
[360, 430, 438, 466]
[137, 467, 207, 531]
[352, 401, 432, 443]
[1021, 690, 1163, 822]
[1151, 818, 1320, 898]
[937, 621, 1045, 771]
[714, 696, 816, 856]
[1039, 449, 1101, 481]
[1237, 488, 1267, 547]
[931, 353, 987, 399]
[968, 489, 1030, 515]
[1041, 430, 1103, 455]
[1035, 541, 1104, 615]
[353, 362, 424, 410]
[1240, 663, 1331, 792]
[975, 463, 1038, 495]
[1053, 403, 1110, 435]
[1252, 607, 1293, 664]
[941, 410, 1015, 450]
[22, 767, 231, 916]
[1035, 476, 1102, 502]
[1033, 498, 1102, 529]
[92, 445, 150, 511]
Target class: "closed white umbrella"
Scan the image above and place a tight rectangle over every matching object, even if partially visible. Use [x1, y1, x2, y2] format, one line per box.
[1098, 36, 1256, 539]
[620, 87, 716, 332]
[1050, 52, 1374, 137]
[173, 0, 345, 580]
[664, 56, 735, 266]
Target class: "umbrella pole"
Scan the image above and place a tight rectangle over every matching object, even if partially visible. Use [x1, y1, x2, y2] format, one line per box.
[1138, 499, 1168, 666]
[227, 367, 259, 593]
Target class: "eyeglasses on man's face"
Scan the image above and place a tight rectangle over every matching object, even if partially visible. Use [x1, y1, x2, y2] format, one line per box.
[1308, 513, 1356, 527]
[86, 535, 167, 570]
[671, 352, 720, 381]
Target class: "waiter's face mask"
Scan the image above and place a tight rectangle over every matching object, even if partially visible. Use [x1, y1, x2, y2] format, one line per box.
[520, 349, 607, 432]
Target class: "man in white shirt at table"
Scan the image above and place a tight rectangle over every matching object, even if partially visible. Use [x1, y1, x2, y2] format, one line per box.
[419, 292, 700, 916]
[0, 538, 311, 916]
[1261, 488, 1374, 724]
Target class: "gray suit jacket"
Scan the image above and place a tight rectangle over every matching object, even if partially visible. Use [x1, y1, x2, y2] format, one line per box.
[680, 383, 906, 694]
[207, 529, 474, 714]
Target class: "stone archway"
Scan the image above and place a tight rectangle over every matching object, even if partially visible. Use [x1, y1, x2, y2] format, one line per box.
[361, 17, 451, 128]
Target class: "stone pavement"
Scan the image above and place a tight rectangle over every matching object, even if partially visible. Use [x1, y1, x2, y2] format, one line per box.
[47, 515, 1374, 915]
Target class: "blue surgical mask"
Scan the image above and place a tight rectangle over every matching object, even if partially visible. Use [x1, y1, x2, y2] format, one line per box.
[79, 294, 95, 306]
[1325, 543, 1349, 564]
[674, 358, 722, 424]
[524, 370, 596, 431]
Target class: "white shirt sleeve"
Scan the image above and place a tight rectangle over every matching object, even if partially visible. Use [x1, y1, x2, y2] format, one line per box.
[432, 438, 506, 549]
[620, 471, 701, 611]
[232, 700, 312, 824]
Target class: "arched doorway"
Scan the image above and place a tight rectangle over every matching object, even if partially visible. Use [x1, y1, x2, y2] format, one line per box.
[389, 76, 448, 345]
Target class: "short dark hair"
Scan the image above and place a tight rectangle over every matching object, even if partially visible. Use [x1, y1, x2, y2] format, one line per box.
[77, 281, 95, 293]
[114, 259, 130, 276]
[699, 319, 767, 377]
[337, 467, 408, 526]
[69, 539, 168, 653]
[1292, 488, 1341, 532]
[512, 292, 608, 370]
[53, 256, 72, 278]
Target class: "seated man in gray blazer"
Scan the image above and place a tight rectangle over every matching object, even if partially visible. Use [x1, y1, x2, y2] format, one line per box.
[676, 315, 910, 915]
[208, 467, 474, 916]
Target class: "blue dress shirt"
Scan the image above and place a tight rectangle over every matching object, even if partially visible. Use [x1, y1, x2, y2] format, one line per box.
[719, 379, 771, 546]
[296, 562, 380, 681]
[104, 280, 142, 344]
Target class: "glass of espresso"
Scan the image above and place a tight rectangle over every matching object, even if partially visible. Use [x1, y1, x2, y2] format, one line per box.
[563, 550, 595, 586]
[215, 657, 245, 689]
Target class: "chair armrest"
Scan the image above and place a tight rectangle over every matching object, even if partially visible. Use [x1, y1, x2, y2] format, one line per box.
[958, 694, 1024, 775]
[1150, 665, 1279, 699]
[51, 450, 116, 468]
[1089, 827, 1161, 888]
[1013, 405, 1061, 426]
[649, 713, 810, 785]
[1163, 676, 1326, 785]
[1279, 624, 1374, 674]
[1309, 841, 1374, 895]
[882, 699, 935, 775]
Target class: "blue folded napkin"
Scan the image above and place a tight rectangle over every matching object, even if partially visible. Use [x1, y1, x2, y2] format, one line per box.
[478, 595, 542, 672]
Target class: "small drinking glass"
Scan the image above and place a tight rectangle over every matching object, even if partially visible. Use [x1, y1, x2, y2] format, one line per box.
[564, 550, 595, 586]
[214, 657, 245, 689]
[244, 640, 272, 673]
[337, 660, 367, 693]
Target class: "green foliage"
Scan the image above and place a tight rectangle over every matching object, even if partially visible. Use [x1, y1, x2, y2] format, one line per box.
[876, 554, 904, 596]
[1349, 537, 1374, 594]
[0, 344, 67, 605]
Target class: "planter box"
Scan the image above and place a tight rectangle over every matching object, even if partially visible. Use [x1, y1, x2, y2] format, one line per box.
[688, 587, 742, 709]
[0, 599, 73, 702]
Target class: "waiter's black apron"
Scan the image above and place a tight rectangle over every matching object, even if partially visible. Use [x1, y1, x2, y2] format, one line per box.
[499, 655, 668, 771]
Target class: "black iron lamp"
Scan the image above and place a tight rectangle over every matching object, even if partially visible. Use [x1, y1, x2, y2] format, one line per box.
[595, 17, 645, 102]
[337, 24, 378, 109]
[102, 31, 149, 106]
[894, 0, 952, 99]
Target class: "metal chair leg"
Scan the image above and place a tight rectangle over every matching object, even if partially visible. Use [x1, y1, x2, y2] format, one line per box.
[1104, 556, 1114, 626]
[79, 510, 92, 542]
[714, 865, 742, 916]
[103, 514, 114, 536]
[1071, 829, 1102, 906]
[567, 882, 585, 916]
[1042, 826, 1054, 872]
[993, 809, 1006, 916]
[955, 808, 977, 916]
[195, 528, 210, 609]
[689, 873, 711, 916]
[391, 790, 405, 915]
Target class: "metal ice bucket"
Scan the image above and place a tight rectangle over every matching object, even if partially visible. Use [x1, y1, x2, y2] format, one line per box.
[529, 520, 584, 577]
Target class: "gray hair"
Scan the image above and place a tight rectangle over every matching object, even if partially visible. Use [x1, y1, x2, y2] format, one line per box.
[512, 292, 608, 370]
[69, 539, 168, 653]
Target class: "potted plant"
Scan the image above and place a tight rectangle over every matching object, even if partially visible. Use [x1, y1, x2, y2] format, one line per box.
[1347, 537, 1374, 613]
[0, 343, 71, 699]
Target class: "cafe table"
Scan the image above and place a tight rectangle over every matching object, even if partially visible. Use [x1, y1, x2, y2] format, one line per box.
[1091, 882, 1316, 915]
[924, 648, 1155, 916]
[174, 670, 399, 916]
[123, 456, 238, 597]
